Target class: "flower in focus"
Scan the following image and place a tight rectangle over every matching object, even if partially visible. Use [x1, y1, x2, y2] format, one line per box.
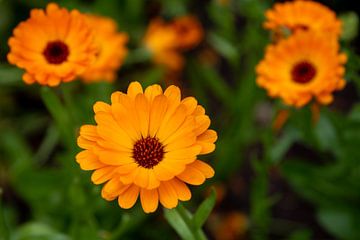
[172, 16, 203, 50]
[7, 3, 97, 86]
[76, 82, 217, 213]
[264, 0, 342, 39]
[80, 15, 128, 82]
[256, 31, 346, 107]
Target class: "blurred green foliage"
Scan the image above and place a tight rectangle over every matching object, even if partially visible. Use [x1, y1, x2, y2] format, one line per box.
[1, 0, 360, 239]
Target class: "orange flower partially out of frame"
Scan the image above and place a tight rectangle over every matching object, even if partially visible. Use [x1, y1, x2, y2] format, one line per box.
[256, 31, 346, 107]
[80, 15, 128, 82]
[7, 3, 97, 86]
[76, 82, 217, 213]
[264, 0, 342, 38]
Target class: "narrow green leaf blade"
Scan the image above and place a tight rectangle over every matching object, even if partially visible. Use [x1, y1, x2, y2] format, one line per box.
[193, 188, 216, 229]
[164, 208, 196, 240]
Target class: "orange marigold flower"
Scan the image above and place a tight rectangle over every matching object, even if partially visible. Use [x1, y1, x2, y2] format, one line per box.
[76, 82, 217, 213]
[264, 0, 341, 38]
[7, 3, 97, 86]
[256, 31, 346, 107]
[143, 18, 184, 71]
[80, 15, 128, 82]
[172, 16, 203, 50]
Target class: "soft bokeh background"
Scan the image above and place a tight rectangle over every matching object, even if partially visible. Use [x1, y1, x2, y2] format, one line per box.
[1, 0, 360, 239]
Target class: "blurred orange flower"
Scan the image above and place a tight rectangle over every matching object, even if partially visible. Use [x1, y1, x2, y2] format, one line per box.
[208, 212, 248, 240]
[143, 18, 183, 71]
[256, 31, 346, 107]
[264, 0, 341, 39]
[80, 15, 128, 82]
[7, 3, 97, 86]
[76, 82, 217, 213]
[172, 16, 203, 50]
[143, 16, 203, 71]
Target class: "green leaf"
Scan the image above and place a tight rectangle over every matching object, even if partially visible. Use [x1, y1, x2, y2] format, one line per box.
[194, 64, 234, 109]
[340, 12, 359, 42]
[270, 127, 301, 164]
[11, 222, 70, 240]
[313, 114, 338, 152]
[317, 208, 360, 240]
[207, 32, 238, 61]
[193, 189, 216, 229]
[349, 103, 360, 122]
[164, 207, 195, 240]
[0, 64, 23, 86]
[288, 229, 312, 240]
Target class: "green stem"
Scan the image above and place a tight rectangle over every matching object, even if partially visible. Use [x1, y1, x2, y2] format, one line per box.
[61, 84, 81, 127]
[250, 129, 274, 240]
[176, 205, 207, 240]
[40, 86, 78, 157]
[165, 204, 207, 240]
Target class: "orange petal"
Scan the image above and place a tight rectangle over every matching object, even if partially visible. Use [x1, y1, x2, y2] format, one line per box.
[76, 150, 105, 170]
[197, 129, 218, 143]
[194, 115, 211, 136]
[188, 160, 214, 178]
[153, 163, 175, 181]
[164, 145, 201, 161]
[91, 166, 117, 184]
[79, 125, 98, 141]
[118, 184, 140, 209]
[134, 93, 150, 137]
[77, 136, 97, 150]
[157, 104, 187, 141]
[177, 165, 206, 185]
[140, 188, 159, 213]
[93, 101, 111, 113]
[181, 97, 197, 115]
[101, 177, 130, 201]
[169, 178, 191, 201]
[134, 167, 150, 188]
[98, 150, 134, 165]
[144, 84, 163, 103]
[149, 95, 168, 137]
[148, 170, 160, 189]
[164, 85, 181, 104]
[111, 91, 124, 104]
[158, 181, 178, 209]
[127, 81, 143, 99]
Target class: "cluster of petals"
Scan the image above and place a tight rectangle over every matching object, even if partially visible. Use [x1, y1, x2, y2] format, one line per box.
[264, 0, 342, 39]
[143, 16, 203, 71]
[257, 0, 346, 107]
[76, 82, 217, 213]
[80, 15, 128, 82]
[7, 3, 128, 86]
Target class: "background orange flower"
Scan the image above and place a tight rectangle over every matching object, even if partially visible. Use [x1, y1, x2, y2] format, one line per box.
[80, 15, 128, 82]
[7, 3, 97, 86]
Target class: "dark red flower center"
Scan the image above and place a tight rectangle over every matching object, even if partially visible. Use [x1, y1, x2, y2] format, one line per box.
[43, 41, 69, 64]
[177, 24, 190, 35]
[291, 24, 309, 32]
[133, 137, 164, 169]
[291, 61, 316, 84]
